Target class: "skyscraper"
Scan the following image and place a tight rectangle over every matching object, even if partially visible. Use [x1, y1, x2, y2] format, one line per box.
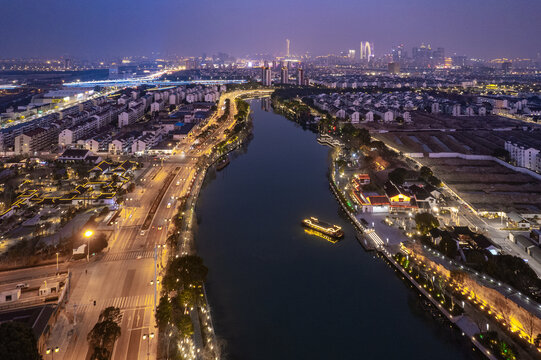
[297, 67, 304, 86]
[262, 66, 272, 86]
[392, 44, 405, 62]
[286, 39, 290, 57]
[360, 42, 374, 62]
[281, 66, 288, 84]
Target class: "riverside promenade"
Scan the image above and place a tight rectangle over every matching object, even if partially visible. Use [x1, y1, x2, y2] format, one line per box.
[324, 138, 499, 360]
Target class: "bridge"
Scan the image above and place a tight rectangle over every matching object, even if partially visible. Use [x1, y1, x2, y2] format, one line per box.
[63, 78, 247, 88]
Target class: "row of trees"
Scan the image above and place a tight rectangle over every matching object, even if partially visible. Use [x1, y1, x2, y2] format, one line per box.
[216, 99, 230, 123]
[155, 255, 209, 358]
[159, 184, 210, 357]
[388, 165, 442, 187]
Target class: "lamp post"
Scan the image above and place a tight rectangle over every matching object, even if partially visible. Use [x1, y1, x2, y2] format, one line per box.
[46, 346, 59, 359]
[55, 252, 59, 274]
[166, 331, 172, 360]
[84, 230, 93, 262]
[143, 332, 154, 360]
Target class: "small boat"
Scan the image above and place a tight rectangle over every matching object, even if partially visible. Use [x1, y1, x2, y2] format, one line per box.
[216, 156, 230, 171]
[302, 217, 344, 238]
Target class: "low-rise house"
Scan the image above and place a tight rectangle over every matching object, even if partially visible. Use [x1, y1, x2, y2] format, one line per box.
[507, 211, 531, 229]
[58, 148, 98, 163]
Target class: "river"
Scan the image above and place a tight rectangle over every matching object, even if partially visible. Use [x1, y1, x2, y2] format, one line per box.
[196, 99, 476, 360]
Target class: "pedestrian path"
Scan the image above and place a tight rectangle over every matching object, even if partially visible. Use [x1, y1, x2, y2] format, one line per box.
[76, 294, 154, 313]
[101, 250, 154, 262]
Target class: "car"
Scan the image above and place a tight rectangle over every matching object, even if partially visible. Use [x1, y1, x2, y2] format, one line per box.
[166, 203, 171, 209]
[16, 283, 28, 289]
[157, 226, 163, 231]
[140, 230, 146, 236]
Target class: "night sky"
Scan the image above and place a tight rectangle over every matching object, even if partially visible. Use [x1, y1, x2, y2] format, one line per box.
[1, 0, 539, 59]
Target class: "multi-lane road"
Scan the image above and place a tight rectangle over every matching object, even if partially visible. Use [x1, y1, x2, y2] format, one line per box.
[36, 89, 271, 360]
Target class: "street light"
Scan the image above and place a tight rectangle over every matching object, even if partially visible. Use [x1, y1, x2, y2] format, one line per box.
[84, 230, 93, 262]
[143, 332, 154, 359]
[56, 252, 59, 274]
[46, 346, 59, 359]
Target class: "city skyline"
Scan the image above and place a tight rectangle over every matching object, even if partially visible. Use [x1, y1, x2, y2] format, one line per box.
[0, 0, 540, 59]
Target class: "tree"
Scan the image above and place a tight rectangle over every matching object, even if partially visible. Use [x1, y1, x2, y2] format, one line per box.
[156, 295, 173, 330]
[166, 233, 178, 248]
[419, 166, 433, 179]
[427, 175, 442, 187]
[163, 255, 208, 291]
[87, 319, 121, 350]
[357, 128, 371, 146]
[492, 148, 510, 161]
[177, 315, 194, 337]
[0, 322, 41, 360]
[415, 212, 440, 234]
[91, 233, 108, 254]
[388, 168, 408, 185]
[127, 183, 136, 193]
[99, 207, 110, 217]
[439, 234, 458, 258]
[178, 287, 197, 308]
[87, 307, 122, 358]
[1, 182, 18, 208]
[90, 347, 110, 360]
[100, 307, 122, 323]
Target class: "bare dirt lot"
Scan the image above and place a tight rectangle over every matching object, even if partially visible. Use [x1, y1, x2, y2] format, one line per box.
[420, 158, 541, 213]
[375, 129, 541, 156]
[363, 112, 525, 132]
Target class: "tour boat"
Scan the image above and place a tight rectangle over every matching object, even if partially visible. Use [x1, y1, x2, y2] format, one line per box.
[301, 217, 344, 238]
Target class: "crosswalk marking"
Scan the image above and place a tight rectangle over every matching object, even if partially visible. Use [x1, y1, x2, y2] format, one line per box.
[101, 250, 154, 262]
[74, 294, 154, 313]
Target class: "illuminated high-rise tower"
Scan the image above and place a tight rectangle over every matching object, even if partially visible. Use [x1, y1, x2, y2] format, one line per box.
[360, 41, 374, 62]
[281, 66, 288, 84]
[286, 39, 290, 57]
[262, 66, 272, 86]
[297, 67, 304, 86]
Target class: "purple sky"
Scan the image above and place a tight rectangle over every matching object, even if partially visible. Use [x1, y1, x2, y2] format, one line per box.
[0, 0, 539, 59]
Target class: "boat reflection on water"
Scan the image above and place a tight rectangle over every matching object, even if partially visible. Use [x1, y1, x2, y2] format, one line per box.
[303, 228, 341, 244]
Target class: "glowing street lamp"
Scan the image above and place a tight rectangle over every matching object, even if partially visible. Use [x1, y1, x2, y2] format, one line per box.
[143, 333, 154, 359]
[46, 346, 59, 359]
[84, 230, 93, 262]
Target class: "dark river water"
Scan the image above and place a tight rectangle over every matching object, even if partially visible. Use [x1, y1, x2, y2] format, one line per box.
[196, 99, 475, 360]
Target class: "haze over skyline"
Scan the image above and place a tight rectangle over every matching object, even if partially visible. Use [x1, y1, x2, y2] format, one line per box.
[0, 0, 540, 59]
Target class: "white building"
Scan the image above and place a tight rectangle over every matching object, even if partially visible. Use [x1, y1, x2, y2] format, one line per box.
[108, 139, 124, 155]
[505, 141, 540, 171]
[118, 102, 144, 128]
